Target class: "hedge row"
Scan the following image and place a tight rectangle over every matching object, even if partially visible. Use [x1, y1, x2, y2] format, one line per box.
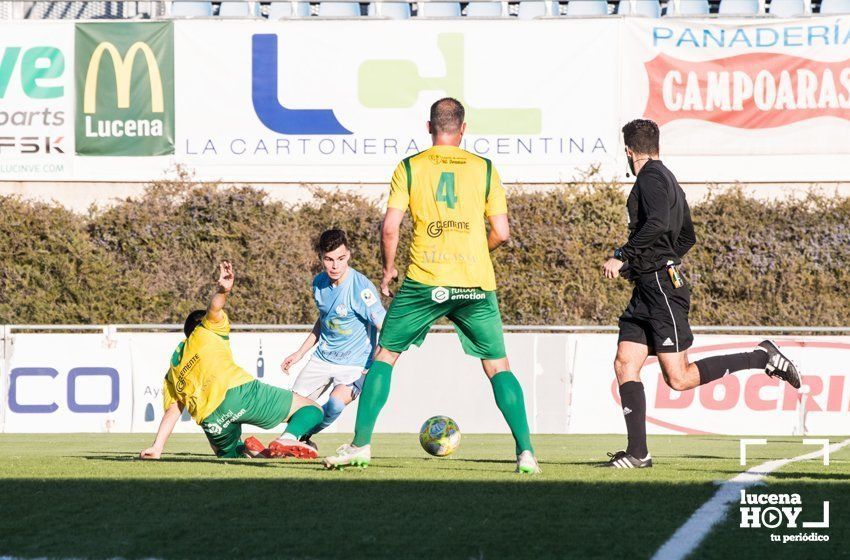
[1, 175, 848, 326]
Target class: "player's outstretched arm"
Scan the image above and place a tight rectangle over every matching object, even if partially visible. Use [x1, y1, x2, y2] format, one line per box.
[282, 319, 321, 373]
[139, 402, 183, 460]
[380, 208, 404, 296]
[487, 214, 510, 251]
[206, 260, 234, 324]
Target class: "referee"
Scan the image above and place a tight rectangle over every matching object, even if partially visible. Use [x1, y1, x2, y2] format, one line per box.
[600, 119, 801, 469]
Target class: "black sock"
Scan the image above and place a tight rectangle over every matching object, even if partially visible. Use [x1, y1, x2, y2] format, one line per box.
[619, 381, 648, 459]
[695, 349, 769, 386]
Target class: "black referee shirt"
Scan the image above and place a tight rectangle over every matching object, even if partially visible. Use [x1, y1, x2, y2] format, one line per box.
[620, 159, 696, 278]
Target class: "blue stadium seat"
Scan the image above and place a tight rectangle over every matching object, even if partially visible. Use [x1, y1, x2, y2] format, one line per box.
[673, 0, 710, 14]
[318, 1, 362, 15]
[518, 1, 558, 18]
[218, 0, 260, 15]
[768, 0, 805, 15]
[718, 0, 759, 14]
[566, 0, 608, 15]
[267, 1, 311, 17]
[617, 0, 661, 16]
[465, 1, 504, 15]
[171, 1, 214, 16]
[820, 0, 850, 13]
[419, 1, 462, 16]
[368, 1, 412, 17]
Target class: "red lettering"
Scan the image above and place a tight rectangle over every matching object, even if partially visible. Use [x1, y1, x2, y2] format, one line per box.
[699, 375, 739, 411]
[784, 375, 824, 412]
[656, 375, 695, 408]
[827, 376, 845, 412]
[744, 375, 780, 411]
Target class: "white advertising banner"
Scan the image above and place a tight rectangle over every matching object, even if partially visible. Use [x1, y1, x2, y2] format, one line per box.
[4, 333, 133, 432]
[570, 334, 850, 436]
[172, 19, 619, 184]
[3, 18, 850, 183]
[0, 22, 74, 180]
[1, 330, 846, 435]
[621, 16, 850, 182]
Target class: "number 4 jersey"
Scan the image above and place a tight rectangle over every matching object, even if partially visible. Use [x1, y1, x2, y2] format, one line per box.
[387, 145, 507, 291]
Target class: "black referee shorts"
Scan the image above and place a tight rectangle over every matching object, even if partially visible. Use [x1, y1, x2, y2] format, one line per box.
[618, 269, 694, 355]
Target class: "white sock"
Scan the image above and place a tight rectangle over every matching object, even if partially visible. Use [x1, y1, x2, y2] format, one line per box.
[277, 433, 297, 441]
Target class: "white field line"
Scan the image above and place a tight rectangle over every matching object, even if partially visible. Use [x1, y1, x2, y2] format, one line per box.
[651, 438, 850, 560]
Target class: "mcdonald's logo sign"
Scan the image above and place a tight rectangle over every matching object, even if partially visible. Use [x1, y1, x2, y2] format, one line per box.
[75, 22, 174, 156]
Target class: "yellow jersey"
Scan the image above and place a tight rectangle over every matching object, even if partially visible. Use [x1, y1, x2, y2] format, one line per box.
[387, 145, 507, 291]
[163, 312, 254, 424]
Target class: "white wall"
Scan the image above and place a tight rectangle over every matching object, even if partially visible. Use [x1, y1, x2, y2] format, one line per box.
[2, 328, 847, 436]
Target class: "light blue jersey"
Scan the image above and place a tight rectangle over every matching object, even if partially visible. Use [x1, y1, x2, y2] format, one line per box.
[313, 268, 386, 368]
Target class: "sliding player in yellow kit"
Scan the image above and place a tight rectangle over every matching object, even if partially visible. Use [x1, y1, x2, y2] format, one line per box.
[139, 261, 323, 460]
[323, 98, 541, 474]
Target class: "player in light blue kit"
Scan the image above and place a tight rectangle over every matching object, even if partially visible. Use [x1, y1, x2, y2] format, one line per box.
[281, 229, 386, 451]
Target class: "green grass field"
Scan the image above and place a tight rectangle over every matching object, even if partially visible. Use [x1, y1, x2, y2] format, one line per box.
[0, 434, 847, 559]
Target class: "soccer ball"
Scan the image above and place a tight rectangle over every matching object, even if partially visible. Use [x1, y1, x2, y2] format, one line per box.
[419, 415, 461, 457]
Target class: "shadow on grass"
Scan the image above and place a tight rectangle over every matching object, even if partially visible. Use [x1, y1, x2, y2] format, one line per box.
[0, 479, 717, 560]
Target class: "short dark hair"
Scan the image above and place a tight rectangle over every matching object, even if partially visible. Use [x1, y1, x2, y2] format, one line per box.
[429, 97, 465, 134]
[183, 309, 206, 338]
[622, 119, 660, 155]
[315, 229, 348, 255]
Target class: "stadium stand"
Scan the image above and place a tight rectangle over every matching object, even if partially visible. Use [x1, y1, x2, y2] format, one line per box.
[268, 0, 311, 16]
[617, 0, 662, 15]
[368, 1, 413, 16]
[820, 0, 850, 11]
[517, 1, 558, 17]
[717, 0, 760, 14]
[566, 0, 611, 14]
[0, 0, 838, 19]
[673, 0, 710, 14]
[317, 0, 361, 15]
[418, 0, 463, 16]
[465, 0, 505, 15]
[218, 0, 260, 15]
[171, 0, 213, 15]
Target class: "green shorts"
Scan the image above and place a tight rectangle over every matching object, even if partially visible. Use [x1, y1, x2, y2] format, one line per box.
[201, 380, 293, 458]
[379, 278, 506, 360]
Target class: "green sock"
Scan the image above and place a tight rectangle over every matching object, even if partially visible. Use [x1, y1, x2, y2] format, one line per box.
[490, 371, 534, 455]
[284, 405, 323, 439]
[352, 361, 393, 447]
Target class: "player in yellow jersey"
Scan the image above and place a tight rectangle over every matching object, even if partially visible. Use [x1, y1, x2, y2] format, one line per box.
[139, 261, 323, 460]
[324, 98, 540, 474]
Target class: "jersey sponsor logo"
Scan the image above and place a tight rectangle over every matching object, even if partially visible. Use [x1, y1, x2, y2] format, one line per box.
[175, 353, 200, 391]
[327, 318, 353, 335]
[431, 287, 450, 303]
[644, 53, 850, 129]
[449, 288, 486, 301]
[427, 219, 471, 238]
[421, 250, 478, 264]
[360, 288, 377, 307]
[428, 154, 466, 166]
[203, 407, 247, 434]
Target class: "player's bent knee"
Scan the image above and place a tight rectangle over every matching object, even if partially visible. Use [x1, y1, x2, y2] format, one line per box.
[664, 373, 690, 392]
[375, 347, 400, 366]
[482, 357, 510, 378]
